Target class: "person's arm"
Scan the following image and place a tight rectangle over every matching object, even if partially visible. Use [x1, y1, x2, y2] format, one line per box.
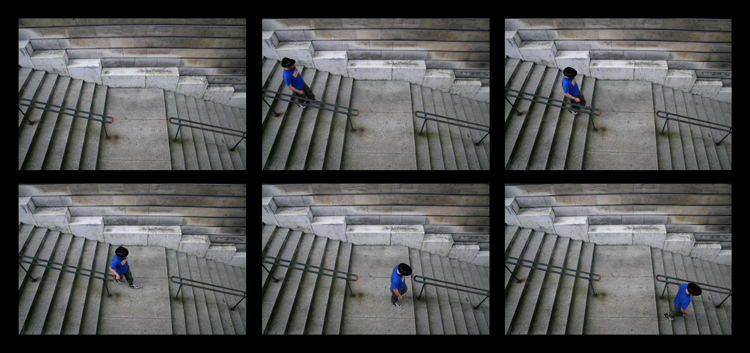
[564, 92, 580, 102]
[392, 288, 402, 300]
[109, 267, 120, 280]
[288, 84, 305, 95]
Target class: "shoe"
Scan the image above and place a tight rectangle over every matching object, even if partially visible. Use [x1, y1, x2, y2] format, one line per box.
[295, 103, 304, 108]
[129, 283, 143, 289]
[569, 109, 578, 115]
[394, 301, 401, 307]
[664, 313, 673, 321]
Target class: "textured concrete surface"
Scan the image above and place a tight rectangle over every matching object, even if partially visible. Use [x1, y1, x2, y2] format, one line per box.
[584, 245, 659, 334]
[342, 245, 416, 334]
[342, 80, 417, 170]
[100, 88, 171, 169]
[98, 246, 172, 334]
[584, 80, 658, 169]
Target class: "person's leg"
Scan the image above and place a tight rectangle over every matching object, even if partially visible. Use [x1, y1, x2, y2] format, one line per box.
[401, 284, 408, 296]
[577, 91, 587, 107]
[302, 83, 316, 102]
[124, 268, 134, 285]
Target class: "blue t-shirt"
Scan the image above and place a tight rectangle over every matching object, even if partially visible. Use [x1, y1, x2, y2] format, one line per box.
[674, 283, 692, 310]
[561, 75, 580, 97]
[282, 68, 305, 90]
[390, 265, 406, 292]
[110, 254, 129, 275]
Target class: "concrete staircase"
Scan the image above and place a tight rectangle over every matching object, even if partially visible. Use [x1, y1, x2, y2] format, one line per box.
[504, 57, 732, 170]
[262, 58, 490, 170]
[18, 67, 246, 170]
[505, 224, 732, 334]
[18, 223, 246, 334]
[262, 223, 489, 334]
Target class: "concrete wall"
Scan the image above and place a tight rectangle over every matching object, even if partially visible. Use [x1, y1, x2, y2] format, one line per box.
[18, 184, 246, 251]
[19, 18, 246, 93]
[505, 18, 731, 87]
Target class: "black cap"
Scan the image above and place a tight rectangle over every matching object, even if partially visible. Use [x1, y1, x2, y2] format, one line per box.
[398, 263, 412, 276]
[563, 67, 577, 78]
[281, 57, 295, 68]
[687, 282, 702, 296]
[115, 246, 128, 257]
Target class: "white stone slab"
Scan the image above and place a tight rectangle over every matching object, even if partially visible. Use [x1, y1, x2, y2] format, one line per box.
[67, 59, 102, 85]
[228, 92, 246, 109]
[713, 250, 731, 265]
[178, 235, 210, 256]
[630, 224, 667, 248]
[388, 225, 424, 248]
[519, 41, 557, 67]
[103, 225, 149, 245]
[30, 50, 68, 75]
[175, 76, 208, 98]
[663, 70, 696, 92]
[102, 67, 146, 87]
[473, 86, 490, 103]
[555, 50, 590, 76]
[262, 31, 280, 60]
[347, 60, 392, 80]
[33, 207, 71, 233]
[205, 244, 236, 263]
[420, 233, 453, 257]
[19, 40, 35, 68]
[275, 207, 313, 233]
[691, 79, 723, 98]
[69, 216, 104, 242]
[448, 244, 480, 262]
[313, 50, 348, 76]
[147, 225, 182, 250]
[18, 197, 36, 225]
[633, 60, 668, 84]
[590, 60, 635, 80]
[505, 31, 522, 59]
[715, 87, 731, 103]
[203, 86, 234, 104]
[516, 207, 555, 233]
[553, 216, 589, 241]
[230, 251, 247, 268]
[261, 197, 278, 226]
[473, 250, 490, 267]
[689, 243, 722, 260]
[311, 216, 347, 241]
[504, 198, 520, 226]
[663, 233, 695, 256]
[588, 225, 632, 245]
[422, 69, 455, 91]
[390, 60, 426, 85]
[144, 67, 179, 91]
[346, 225, 390, 245]
[276, 41, 315, 67]
[449, 79, 482, 98]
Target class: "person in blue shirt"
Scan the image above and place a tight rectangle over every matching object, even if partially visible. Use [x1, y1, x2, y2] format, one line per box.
[281, 57, 316, 109]
[390, 263, 412, 307]
[664, 282, 701, 321]
[562, 67, 586, 115]
[109, 246, 142, 289]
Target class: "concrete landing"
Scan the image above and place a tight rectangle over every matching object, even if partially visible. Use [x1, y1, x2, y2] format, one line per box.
[584, 80, 658, 170]
[100, 88, 171, 169]
[342, 245, 416, 334]
[584, 245, 659, 334]
[342, 81, 418, 170]
[99, 246, 172, 334]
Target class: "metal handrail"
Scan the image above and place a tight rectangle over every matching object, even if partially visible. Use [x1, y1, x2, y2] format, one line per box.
[261, 89, 359, 131]
[655, 110, 732, 145]
[505, 255, 601, 296]
[414, 110, 490, 145]
[655, 274, 732, 308]
[18, 253, 115, 296]
[413, 274, 489, 309]
[170, 275, 246, 310]
[167, 117, 246, 151]
[505, 88, 602, 131]
[18, 97, 115, 138]
[262, 255, 358, 296]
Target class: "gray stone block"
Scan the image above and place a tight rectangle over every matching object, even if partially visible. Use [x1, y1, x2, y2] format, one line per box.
[448, 244, 480, 262]
[276, 41, 315, 67]
[588, 225, 632, 245]
[420, 234, 453, 257]
[202, 86, 234, 104]
[102, 67, 146, 87]
[689, 243, 722, 260]
[519, 41, 557, 67]
[67, 59, 102, 85]
[516, 207, 555, 233]
[262, 31, 280, 60]
[347, 60, 392, 80]
[691, 80, 723, 98]
[422, 69, 455, 91]
[663, 233, 695, 256]
[147, 225, 182, 250]
[261, 197, 278, 226]
[311, 216, 347, 241]
[103, 225, 149, 245]
[145, 67, 179, 91]
[227, 92, 246, 109]
[230, 251, 246, 268]
[178, 235, 210, 257]
[505, 198, 520, 226]
[505, 31, 522, 59]
[663, 70, 696, 92]
[713, 249, 731, 265]
[30, 50, 68, 75]
[633, 60, 668, 84]
[389, 225, 424, 248]
[205, 244, 236, 263]
[715, 87, 731, 103]
[390, 60, 426, 85]
[449, 79, 482, 98]
[33, 207, 71, 233]
[473, 250, 490, 267]
[590, 60, 635, 80]
[18, 197, 36, 225]
[555, 50, 590, 76]
[175, 76, 208, 98]
[553, 216, 589, 241]
[275, 207, 313, 232]
[312, 50, 348, 76]
[69, 216, 104, 242]
[473, 86, 490, 103]
[346, 225, 390, 245]
[631, 224, 667, 248]
[19, 40, 35, 68]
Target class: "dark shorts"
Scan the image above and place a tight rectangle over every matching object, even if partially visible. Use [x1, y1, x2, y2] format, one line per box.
[292, 83, 315, 103]
[390, 284, 408, 302]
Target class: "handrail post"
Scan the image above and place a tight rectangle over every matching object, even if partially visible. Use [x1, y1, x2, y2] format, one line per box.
[716, 128, 731, 145]
[661, 281, 669, 298]
[18, 261, 37, 281]
[262, 264, 279, 282]
[475, 131, 489, 145]
[346, 107, 356, 131]
[417, 283, 426, 300]
[18, 106, 36, 125]
[419, 117, 428, 135]
[589, 280, 598, 297]
[175, 283, 183, 300]
[230, 296, 246, 311]
[174, 120, 182, 141]
[230, 133, 245, 151]
[588, 111, 598, 131]
[505, 264, 521, 282]
[473, 294, 489, 309]
[346, 280, 355, 297]
[660, 117, 669, 134]
[716, 292, 731, 308]
[102, 119, 111, 139]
